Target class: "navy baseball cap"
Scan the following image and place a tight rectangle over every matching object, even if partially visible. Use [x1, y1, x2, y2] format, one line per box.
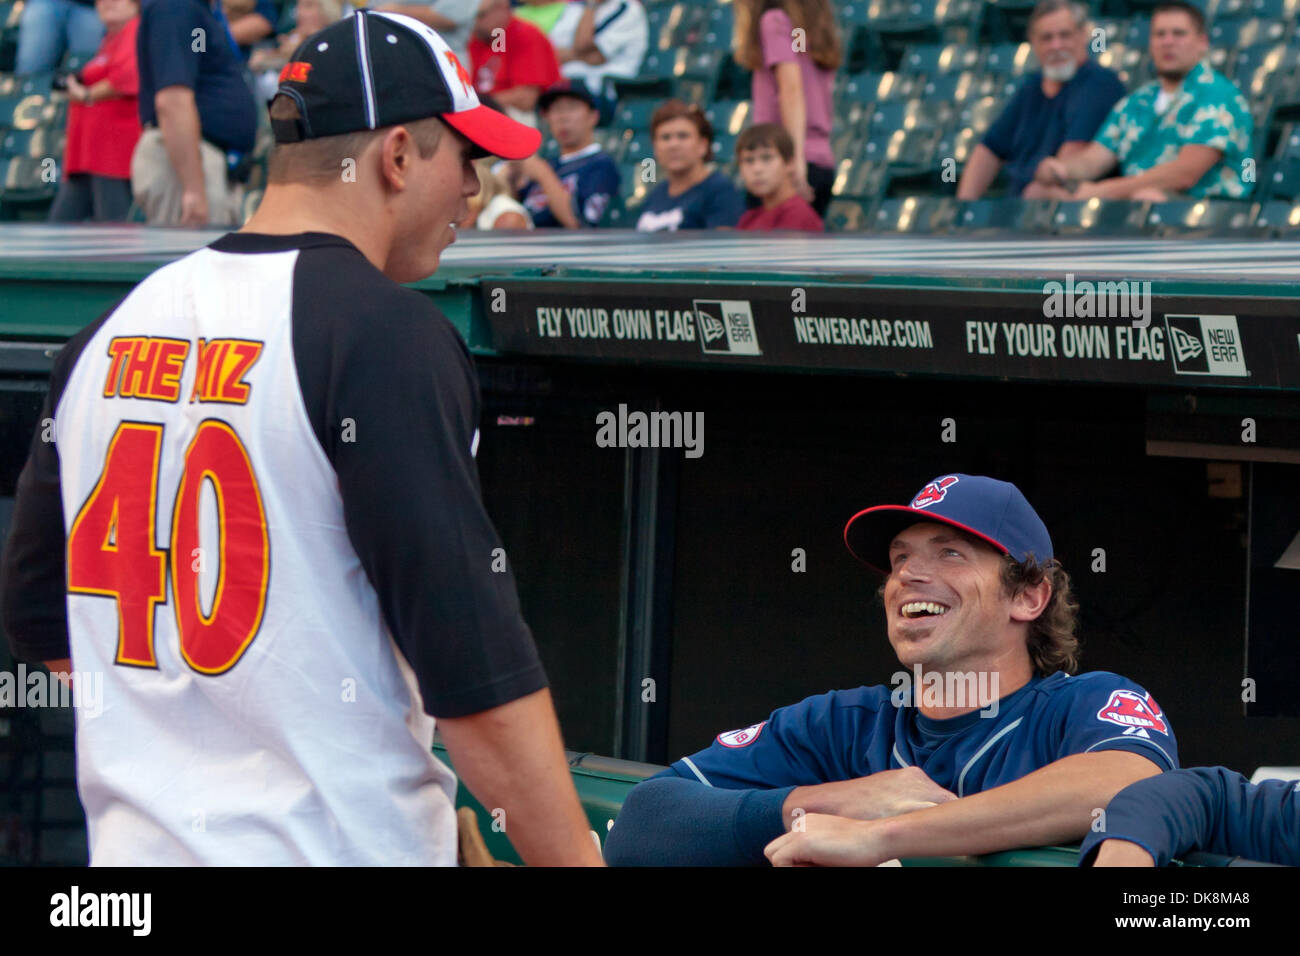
[271, 10, 541, 160]
[843, 474, 1054, 574]
[538, 80, 599, 112]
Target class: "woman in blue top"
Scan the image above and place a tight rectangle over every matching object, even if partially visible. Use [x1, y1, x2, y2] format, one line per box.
[636, 99, 745, 231]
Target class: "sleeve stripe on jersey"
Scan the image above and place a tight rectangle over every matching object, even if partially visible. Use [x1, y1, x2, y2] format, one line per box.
[891, 742, 911, 769]
[681, 756, 713, 787]
[1084, 735, 1175, 771]
[957, 717, 1024, 797]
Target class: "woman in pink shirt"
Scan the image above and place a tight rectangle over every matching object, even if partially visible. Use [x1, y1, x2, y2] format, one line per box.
[734, 0, 841, 217]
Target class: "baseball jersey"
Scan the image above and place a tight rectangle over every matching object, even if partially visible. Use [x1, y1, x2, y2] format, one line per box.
[520, 143, 620, 227]
[604, 670, 1176, 864]
[0, 231, 547, 865]
[1078, 766, 1300, 866]
[549, 0, 649, 94]
[635, 171, 744, 231]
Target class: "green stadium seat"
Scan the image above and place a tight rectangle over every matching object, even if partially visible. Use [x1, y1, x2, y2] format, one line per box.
[1246, 0, 1299, 18]
[951, 198, 1056, 233]
[957, 94, 1007, 135]
[1252, 198, 1300, 232]
[1094, 43, 1143, 86]
[1209, 19, 1288, 60]
[830, 127, 866, 162]
[982, 42, 1032, 77]
[1123, 18, 1150, 49]
[869, 195, 954, 232]
[0, 0, 22, 31]
[1144, 198, 1257, 236]
[660, 2, 708, 51]
[824, 197, 873, 231]
[838, 70, 918, 105]
[704, 99, 750, 136]
[615, 98, 659, 132]
[1276, 123, 1300, 160]
[0, 154, 56, 203]
[862, 127, 941, 167]
[0, 125, 57, 158]
[1262, 155, 1300, 199]
[14, 71, 52, 95]
[1212, 0, 1258, 20]
[935, 123, 982, 164]
[921, 70, 986, 104]
[898, 42, 982, 77]
[1091, 18, 1129, 48]
[832, 158, 888, 199]
[867, 98, 948, 134]
[1050, 199, 1148, 235]
[711, 129, 737, 163]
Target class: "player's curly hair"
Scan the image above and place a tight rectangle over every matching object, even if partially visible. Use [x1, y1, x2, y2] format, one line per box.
[1003, 554, 1080, 677]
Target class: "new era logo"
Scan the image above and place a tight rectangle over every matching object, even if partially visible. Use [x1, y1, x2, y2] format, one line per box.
[1164, 315, 1248, 377]
[693, 300, 761, 356]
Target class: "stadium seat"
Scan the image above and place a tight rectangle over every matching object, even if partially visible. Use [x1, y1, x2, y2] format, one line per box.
[921, 70, 986, 104]
[1262, 156, 1300, 199]
[1094, 43, 1143, 86]
[824, 197, 873, 232]
[0, 125, 57, 158]
[832, 158, 888, 199]
[861, 127, 941, 167]
[704, 99, 750, 136]
[935, 124, 982, 164]
[1246, 0, 1299, 18]
[869, 195, 954, 232]
[1211, 0, 1258, 19]
[957, 94, 1007, 136]
[982, 42, 1032, 77]
[867, 98, 948, 134]
[1252, 198, 1300, 232]
[615, 98, 659, 132]
[898, 42, 982, 78]
[1123, 17, 1150, 49]
[0, 154, 56, 203]
[1233, 43, 1300, 99]
[1208, 20, 1289, 70]
[951, 198, 1056, 233]
[1050, 199, 1148, 235]
[1144, 198, 1257, 236]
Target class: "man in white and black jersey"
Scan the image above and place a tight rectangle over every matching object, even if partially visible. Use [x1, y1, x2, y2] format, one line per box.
[0, 11, 603, 866]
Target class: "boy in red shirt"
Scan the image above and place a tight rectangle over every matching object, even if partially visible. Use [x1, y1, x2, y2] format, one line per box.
[736, 123, 824, 233]
[469, 0, 561, 123]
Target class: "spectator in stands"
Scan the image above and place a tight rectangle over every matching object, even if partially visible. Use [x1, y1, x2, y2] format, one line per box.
[957, 0, 1125, 200]
[510, 81, 619, 227]
[131, 0, 258, 226]
[735, 123, 822, 232]
[547, 0, 648, 118]
[223, 0, 276, 53]
[468, 0, 562, 127]
[377, 1, 478, 65]
[636, 99, 743, 231]
[15, 0, 103, 75]
[48, 0, 139, 221]
[460, 157, 534, 229]
[734, 0, 841, 218]
[249, 0, 344, 101]
[1031, 1, 1253, 201]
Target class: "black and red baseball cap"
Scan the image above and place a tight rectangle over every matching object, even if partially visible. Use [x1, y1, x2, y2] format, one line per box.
[843, 474, 1054, 574]
[270, 10, 541, 160]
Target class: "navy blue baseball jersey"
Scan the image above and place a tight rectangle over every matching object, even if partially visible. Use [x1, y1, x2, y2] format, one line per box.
[520, 144, 620, 227]
[604, 670, 1176, 865]
[1078, 766, 1300, 866]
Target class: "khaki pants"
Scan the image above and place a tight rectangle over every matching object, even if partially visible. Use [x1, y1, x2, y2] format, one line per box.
[130, 127, 243, 227]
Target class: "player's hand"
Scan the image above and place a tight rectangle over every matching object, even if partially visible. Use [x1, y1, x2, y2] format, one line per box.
[1034, 157, 1069, 186]
[180, 188, 210, 227]
[1092, 839, 1156, 867]
[783, 767, 956, 829]
[766, 814, 891, 867]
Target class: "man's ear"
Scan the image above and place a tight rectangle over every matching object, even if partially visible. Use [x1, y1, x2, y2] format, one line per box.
[1010, 578, 1052, 623]
[379, 125, 415, 192]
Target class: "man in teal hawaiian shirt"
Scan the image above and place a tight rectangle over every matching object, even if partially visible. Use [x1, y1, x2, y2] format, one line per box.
[1028, 1, 1253, 201]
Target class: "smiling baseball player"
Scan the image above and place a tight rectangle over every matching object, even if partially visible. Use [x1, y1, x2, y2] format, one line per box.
[605, 474, 1178, 866]
[0, 12, 602, 866]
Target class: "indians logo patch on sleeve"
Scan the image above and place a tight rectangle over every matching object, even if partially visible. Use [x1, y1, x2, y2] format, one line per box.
[1097, 689, 1169, 738]
[717, 721, 767, 748]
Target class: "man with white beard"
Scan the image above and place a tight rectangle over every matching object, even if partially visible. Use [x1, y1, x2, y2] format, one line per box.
[957, 0, 1125, 200]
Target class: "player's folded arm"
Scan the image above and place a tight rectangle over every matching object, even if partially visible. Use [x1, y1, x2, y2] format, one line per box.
[606, 691, 866, 865]
[296, 276, 547, 720]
